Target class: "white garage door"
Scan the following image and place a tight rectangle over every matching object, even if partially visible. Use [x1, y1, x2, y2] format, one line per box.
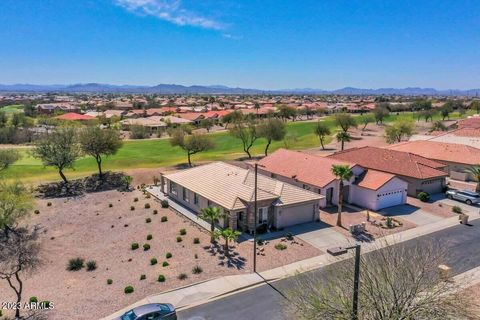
[278, 204, 316, 228]
[377, 190, 404, 210]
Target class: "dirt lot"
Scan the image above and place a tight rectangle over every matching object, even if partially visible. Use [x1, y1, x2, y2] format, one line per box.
[0, 190, 320, 320]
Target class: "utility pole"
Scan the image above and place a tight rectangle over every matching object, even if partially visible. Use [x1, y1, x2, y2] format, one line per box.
[346, 244, 361, 320]
[253, 163, 258, 273]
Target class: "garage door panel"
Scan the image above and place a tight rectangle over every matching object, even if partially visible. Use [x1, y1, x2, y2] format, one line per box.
[377, 190, 404, 210]
[278, 204, 315, 228]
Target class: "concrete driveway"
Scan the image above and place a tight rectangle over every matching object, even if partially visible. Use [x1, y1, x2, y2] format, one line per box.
[284, 222, 350, 251]
[380, 204, 443, 226]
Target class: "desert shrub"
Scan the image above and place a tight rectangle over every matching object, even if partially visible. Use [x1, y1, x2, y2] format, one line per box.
[144, 203, 151, 209]
[34, 209, 40, 214]
[29, 296, 38, 303]
[417, 192, 430, 202]
[176, 236, 182, 243]
[130, 125, 149, 139]
[130, 206, 135, 211]
[108, 203, 113, 208]
[194, 253, 198, 259]
[179, 228, 187, 235]
[146, 234, 153, 240]
[47, 202, 52, 207]
[158, 274, 166, 282]
[150, 258, 158, 265]
[284, 232, 294, 241]
[153, 209, 158, 215]
[67, 257, 85, 271]
[166, 252, 172, 259]
[140, 274, 146, 280]
[86, 260, 97, 271]
[162, 261, 169, 267]
[146, 218, 152, 223]
[134, 197, 139, 202]
[192, 265, 203, 274]
[124, 286, 134, 294]
[107, 279, 113, 285]
[452, 206, 463, 214]
[386, 217, 394, 228]
[131, 243, 139, 250]
[193, 237, 200, 244]
[161, 200, 169, 208]
[274, 243, 287, 251]
[161, 216, 168, 222]
[178, 273, 188, 280]
[143, 243, 151, 251]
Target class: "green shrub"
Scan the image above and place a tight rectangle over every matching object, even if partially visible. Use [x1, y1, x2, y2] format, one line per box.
[150, 258, 158, 265]
[131, 243, 139, 250]
[41, 301, 51, 308]
[108, 203, 113, 208]
[158, 274, 166, 282]
[67, 257, 84, 271]
[124, 286, 134, 294]
[134, 197, 139, 202]
[417, 192, 430, 202]
[452, 206, 463, 214]
[140, 274, 146, 280]
[166, 252, 172, 259]
[147, 234, 153, 240]
[178, 273, 188, 280]
[34, 210, 40, 214]
[193, 237, 200, 244]
[86, 260, 97, 271]
[194, 253, 198, 259]
[274, 243, 287, 251]
[179, 228, 187, 235]
[161, 216, 168, 222]
[161, 200, 169, 208]
[386, 217, 394, 228]
[192, 265, 203, 274]
[144, 203, 151, 209]
[130, 206, 135, 211]
[176, 236, 182, 243]
[162, 261, 169, 267]
[146, 218, 152, 223]
[153, 209, 158, 215]
[284, 232, 294, 241]
[29, 296, 38, 303]
[107, 279, 113, 285]
[143, 243, 151, 251]
[47, 202, 52, 207]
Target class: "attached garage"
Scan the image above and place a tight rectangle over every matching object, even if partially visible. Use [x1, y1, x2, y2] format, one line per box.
[377, 189, 406, 210]
[274, 202, 319, 229]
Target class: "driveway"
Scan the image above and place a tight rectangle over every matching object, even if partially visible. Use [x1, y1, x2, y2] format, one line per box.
[380, 204, 443, 226]
[284, 222, 350, 250]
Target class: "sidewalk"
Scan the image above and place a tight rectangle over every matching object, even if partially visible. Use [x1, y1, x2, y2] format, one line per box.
[103, 205, 480, 319]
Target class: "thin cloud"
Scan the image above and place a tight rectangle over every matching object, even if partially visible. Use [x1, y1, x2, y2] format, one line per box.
[115, 0, 224, 30]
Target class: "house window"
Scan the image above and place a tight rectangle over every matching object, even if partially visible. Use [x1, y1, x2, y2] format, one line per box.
[194, 193, 199, 205]
[182, 187, 188, 202]
[169, 181, 177, 195]
[257, 207, 268, 224]
[303, 184, 311, 190]
[207, 200, 212, 207]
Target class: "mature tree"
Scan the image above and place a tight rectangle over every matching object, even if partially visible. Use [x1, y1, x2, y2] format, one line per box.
[170, 129, 215, 166]
[418, 109, 436, 122]
[79, 127, 123, 178]
[359, 114, 373, 132]
[336, 132, 351, 151]
[470, 100, 480, 114]
[467, 165, 480, 192]
[283, 131, 299, 149]
[254, 102, 261, 116]
[411, 99, 432, 111]
[199, 118, 214, 132]
[0, 226, 41, 319]
[0, 149, 21, 171]
[129, 124, 150, 139]
[229, 120, 259, 159]
[215, 228, 241, 257]
[331, 165, 353, 227]
[11, 113, 26, 128]
[258, 118, 286, 156]
[277, 105, 297, 122]
[0, 181, 33, 234]
[199, 207, 225, 244]
[0, 111, 7, 127]
[335, 113, 357, 133]
[314, 121, 331, 150]
[385, 120, 414, 143]
[221, 110, 243, 129]
[440, 101, 454, 120]
[32, 128, 80, 183]
[286, 240, 479, 320]
[372, 105, 389, 124]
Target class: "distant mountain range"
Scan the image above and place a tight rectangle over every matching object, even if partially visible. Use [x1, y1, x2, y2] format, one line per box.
[0, 83, 479, 96]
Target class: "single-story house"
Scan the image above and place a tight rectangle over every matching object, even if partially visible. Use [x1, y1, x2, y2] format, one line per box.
[257, 149, 408, 211]
[161, 162, 323, 233]
[409, 127, 480, 149]
[36, 103, 80, 115]
[55, 112, 95, 121]
[120, 116, 167, 132]
[329, 146, 448, 196]
[386, 140, 480, 181]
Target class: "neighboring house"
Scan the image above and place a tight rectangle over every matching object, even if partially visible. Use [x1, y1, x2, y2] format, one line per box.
[176, 112, 205, 124]
[257, 149, 408, 211]
[120, 116, 167, 132]
[36, 103, 80, 115]
[54, 112, 95, 121]
[386, 140, 480, 181]
[458, 116, 480, 129]
[409, 127, 480, 149]
[161, 162, 323, 233]
[329, 146, 448, 196]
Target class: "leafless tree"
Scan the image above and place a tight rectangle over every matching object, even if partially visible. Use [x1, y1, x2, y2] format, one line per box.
[285, 239, 480, 320]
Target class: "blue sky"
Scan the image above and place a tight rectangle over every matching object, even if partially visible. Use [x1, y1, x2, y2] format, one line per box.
[1, 0, 479, 90]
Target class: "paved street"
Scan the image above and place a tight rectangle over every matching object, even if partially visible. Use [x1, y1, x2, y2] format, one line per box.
[179, 221, 480, 320]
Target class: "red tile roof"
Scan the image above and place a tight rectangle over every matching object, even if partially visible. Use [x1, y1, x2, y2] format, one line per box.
[258, 149, 357, 188]
[329, 146, 447, 179]
[451, 128, 480, 137]
[356, 170, 397, 190]
[55, 113, 94, 121]
[386, 140, 480, 165]
[458, 117, 480, 129]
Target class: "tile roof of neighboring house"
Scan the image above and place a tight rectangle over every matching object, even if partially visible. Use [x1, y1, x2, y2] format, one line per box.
[258, 149, 358, 188]
[451, 128, 480, 137]
[355, 170, 397, 191]
[458, 117, 480, 129]
[55, 113, 95, 121]
[176, 113, 205, 121]
[164, 162, 323, 211]
[329, 146, 448, 179]
[161, 115, 193, 124]
[386, 140, 480, 166]
[120, 116, 167, 127]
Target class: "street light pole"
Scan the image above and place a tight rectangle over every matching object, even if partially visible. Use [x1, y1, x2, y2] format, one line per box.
[253, 163, 258, 273]
[346, 244, 361, 320]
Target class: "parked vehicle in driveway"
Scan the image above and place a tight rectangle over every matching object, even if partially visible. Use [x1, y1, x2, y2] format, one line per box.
[115, 303, 177, 320]
[446, 190, 480, 205]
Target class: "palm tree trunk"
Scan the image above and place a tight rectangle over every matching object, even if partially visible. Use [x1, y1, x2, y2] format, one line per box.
[341, 140, 345, 151]
[337, 181, 343, 227]
[210, 223, 215, 244]
[225, 238, 229, 257]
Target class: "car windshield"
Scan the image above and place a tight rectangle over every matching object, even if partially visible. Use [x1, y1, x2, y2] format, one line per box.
[121, 310, 137, 320]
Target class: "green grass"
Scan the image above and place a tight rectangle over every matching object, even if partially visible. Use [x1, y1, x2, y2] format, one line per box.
[0, 104, 24, 114]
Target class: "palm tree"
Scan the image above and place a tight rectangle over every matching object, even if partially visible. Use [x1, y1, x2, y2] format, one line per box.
[467, 165, 480, 192]
[216, 228, 241, 257]
[331, 164, 353, 227]
[199, 207, 225, 243]
[336, 132, 351, 151]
